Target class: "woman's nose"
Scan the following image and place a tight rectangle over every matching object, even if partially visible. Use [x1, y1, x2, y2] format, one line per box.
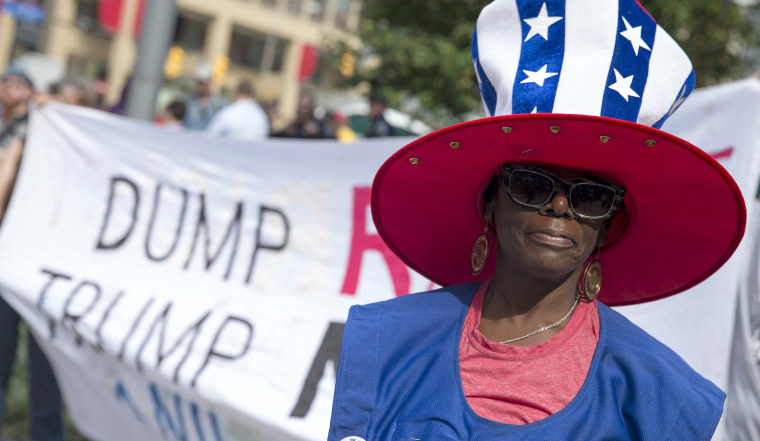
[540, 191, 573, 218]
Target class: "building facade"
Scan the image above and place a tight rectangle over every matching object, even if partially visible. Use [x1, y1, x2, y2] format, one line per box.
[0, 0, 362, 126]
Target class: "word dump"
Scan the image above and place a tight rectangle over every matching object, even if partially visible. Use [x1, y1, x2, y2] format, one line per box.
[37, 268, 253, 389]
[95, 176, 290, 284]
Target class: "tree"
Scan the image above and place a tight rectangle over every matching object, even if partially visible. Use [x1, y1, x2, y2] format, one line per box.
[330, 0, 758, 128]
[642, 1, 758, 86]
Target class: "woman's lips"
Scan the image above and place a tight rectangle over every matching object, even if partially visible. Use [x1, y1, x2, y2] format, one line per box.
[527, 231, 574, 248]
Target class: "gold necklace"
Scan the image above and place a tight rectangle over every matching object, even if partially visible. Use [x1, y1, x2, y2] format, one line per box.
[499, 294, 580, 344]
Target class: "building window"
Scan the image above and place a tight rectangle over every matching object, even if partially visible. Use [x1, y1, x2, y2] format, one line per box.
[172, 11, 209, 51]
[229, 27, 289, 73]
[75, 0, 101, 32]
[335, 0, 350, 29]
[287, 0, 302, 16]
[305, 0, 326, 22]
[67, 54, 107, 81]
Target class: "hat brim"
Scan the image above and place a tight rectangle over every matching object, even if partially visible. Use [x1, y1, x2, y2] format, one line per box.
[371, 114, 746, 306]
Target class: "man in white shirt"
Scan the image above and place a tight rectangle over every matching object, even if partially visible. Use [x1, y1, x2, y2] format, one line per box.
[206, 80, 269, 142]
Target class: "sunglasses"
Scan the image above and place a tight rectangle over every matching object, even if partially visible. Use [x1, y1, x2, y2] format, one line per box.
[502, 164, 626, 220]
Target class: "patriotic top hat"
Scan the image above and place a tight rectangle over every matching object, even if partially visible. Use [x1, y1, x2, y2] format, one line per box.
[370, 0, 746, 306]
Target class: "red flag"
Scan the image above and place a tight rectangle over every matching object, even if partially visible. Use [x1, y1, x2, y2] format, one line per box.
[298, 44, 320, 82]
[97, 0, 146, 36]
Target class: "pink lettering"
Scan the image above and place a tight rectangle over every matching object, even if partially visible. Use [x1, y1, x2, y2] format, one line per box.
[340, 187, 411, 297]
[709, 146, 734, 161]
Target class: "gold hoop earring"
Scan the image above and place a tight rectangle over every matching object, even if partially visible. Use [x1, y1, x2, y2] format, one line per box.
[470, 223, 490, 275]
[578, 253, 602, 302]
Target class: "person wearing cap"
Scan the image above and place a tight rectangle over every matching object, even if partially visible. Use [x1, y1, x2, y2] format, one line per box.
[0, 67, 34, 148]
[328, 1, 745, 440]
[184, 64, 227, 131]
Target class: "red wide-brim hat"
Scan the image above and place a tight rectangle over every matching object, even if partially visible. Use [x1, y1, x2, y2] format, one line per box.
[371, 114, 745, 306]
[370, 0, 747, 305]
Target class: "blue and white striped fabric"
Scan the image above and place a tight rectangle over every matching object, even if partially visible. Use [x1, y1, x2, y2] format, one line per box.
[472, 0, 695, 129]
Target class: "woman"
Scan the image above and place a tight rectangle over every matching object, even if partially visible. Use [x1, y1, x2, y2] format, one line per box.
[329, 0, 746, 439]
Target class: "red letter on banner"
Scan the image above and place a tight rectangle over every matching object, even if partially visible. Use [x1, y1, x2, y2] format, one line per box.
[341, 187, 410, 297]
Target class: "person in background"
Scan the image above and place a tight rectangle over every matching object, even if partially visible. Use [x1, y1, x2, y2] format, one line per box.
[0, 75, 4, 122]
[46, 76, 95, 108]
[94, 68, 108, 110]
[107, 75, 131, 116]
[53, 77, 94, 107]
[0, 67, 65, 441]
[0, 68, 34, 148]
[364, 94, 395, 138]
[206, 79, 269, 141]
[184, 64, 226, 131]
[273, 90, 334, 139]
[160, 100, 187, 130]
[326, 110, 356, 143]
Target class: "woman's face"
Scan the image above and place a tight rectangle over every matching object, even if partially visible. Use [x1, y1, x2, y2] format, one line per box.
[487, 166, 606, 280]
[0, 76, 32, 108]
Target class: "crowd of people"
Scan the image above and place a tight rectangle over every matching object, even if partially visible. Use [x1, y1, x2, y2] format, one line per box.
[6, 63, 398, 146]
[156, 67, 398, 142]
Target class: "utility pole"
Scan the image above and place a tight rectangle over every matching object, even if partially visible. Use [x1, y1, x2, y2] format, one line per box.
[126, 0, 177, 121]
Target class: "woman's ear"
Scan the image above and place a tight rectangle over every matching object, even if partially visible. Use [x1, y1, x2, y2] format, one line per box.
[482, 174, 499, 227]
[596, 221, 610, 248]
[484, 198, 495, 226]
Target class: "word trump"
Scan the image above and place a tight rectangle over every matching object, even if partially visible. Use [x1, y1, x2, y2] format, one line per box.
[36, 267, 253, 389]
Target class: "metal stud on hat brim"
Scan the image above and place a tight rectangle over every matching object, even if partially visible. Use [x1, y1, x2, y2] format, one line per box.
[370, 0, 746, 306]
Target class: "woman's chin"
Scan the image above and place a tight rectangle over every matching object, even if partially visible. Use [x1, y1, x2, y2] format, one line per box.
[506, 253, 583, 282]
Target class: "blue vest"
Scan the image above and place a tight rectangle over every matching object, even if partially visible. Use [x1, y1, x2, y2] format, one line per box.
[329, 282, 724, 440]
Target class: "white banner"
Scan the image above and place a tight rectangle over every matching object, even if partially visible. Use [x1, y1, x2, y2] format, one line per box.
[0, 103, 431, 441]
[0, 79, 758, 441]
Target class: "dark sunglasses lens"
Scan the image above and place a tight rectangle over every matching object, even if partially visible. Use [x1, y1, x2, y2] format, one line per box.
[570, 184, 615, 218]
[509, 171, 555, 206]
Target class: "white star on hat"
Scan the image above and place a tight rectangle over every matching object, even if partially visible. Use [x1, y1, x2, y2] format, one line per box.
[523, 3, 563, 42]
[620, 16, 651, 56]
[609, 68, 640, 101]
[521, 65, 558, 87]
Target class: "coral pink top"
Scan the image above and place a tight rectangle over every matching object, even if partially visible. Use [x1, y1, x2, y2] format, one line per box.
[459, 279, 600, 424]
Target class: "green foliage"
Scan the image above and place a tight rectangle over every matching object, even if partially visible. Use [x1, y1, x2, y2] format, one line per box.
[324, 0, 483, 127]
[641, 0, 758, 86]
[359, 18, 478, 120]
[328, 0, 758, 128]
